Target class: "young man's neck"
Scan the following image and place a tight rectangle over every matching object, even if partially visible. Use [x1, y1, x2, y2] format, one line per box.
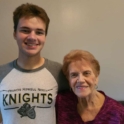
[17, 56, 45, 70]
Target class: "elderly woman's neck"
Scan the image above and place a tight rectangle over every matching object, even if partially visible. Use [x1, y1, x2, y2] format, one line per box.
[77, 91, 105, 110]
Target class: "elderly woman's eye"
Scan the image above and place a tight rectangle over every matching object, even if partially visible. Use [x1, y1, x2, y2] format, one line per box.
[84, 71, 91, 76]
[70, 73, 78, 78]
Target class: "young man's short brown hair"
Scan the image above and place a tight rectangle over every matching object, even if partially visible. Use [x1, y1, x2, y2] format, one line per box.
[13, 3, 50, 35]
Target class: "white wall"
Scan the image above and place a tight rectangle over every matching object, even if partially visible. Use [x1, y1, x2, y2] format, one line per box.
[0, 0, 124, 100]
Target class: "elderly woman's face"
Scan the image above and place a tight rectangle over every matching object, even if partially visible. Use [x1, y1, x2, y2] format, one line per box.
[68, 60, 98, 98]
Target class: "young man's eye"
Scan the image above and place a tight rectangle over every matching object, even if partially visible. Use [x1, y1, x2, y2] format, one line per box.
[36, 31, 45, 35]
[20, 29, 30, 34]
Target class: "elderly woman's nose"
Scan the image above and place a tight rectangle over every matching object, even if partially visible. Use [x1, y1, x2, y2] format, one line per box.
[78, 73, 85, 82]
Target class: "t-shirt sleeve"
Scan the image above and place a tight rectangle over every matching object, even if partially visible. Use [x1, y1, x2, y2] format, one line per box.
[44, 59, 70, 93]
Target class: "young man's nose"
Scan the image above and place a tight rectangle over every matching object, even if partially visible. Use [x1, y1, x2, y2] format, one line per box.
[27, 31, 36, 40]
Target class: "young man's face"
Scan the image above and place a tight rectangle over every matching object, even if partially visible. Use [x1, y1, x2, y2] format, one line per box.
[14, 17, 46, 58]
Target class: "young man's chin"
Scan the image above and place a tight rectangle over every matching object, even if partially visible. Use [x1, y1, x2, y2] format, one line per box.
[27, 53, 40, 57]
[21, 51, 41, 57]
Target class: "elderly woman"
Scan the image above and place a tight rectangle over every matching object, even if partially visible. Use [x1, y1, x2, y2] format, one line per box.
[56, 50, 124, 124]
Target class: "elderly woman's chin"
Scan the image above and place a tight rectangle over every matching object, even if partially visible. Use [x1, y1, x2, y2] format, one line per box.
[74, 88, 91, 98]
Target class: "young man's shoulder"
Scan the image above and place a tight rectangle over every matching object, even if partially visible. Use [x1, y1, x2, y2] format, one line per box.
[0, 61, 14, 71]
[0, 60, 14, 82]
[45, 58, 62, 68]
[44, 58, 63, 73]
[44, 58, 70, 92]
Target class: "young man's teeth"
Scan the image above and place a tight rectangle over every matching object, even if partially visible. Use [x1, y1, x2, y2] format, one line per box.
[28, 44, 35, 46]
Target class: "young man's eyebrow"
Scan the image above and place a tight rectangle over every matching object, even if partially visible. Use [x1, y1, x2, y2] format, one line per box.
[19, 27, 30, 30]
[37, 28, 45, 32]
[20, 27, 45, 32]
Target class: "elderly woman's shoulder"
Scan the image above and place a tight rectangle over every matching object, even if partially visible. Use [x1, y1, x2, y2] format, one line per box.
[105, 94, 124, 112]
[118, 101, 124, 106]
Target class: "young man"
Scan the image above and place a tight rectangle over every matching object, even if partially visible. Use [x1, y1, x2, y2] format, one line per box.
[0, 3, 69, 124]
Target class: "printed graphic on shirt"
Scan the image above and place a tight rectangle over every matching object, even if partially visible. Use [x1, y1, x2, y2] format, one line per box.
[0, 87, 56, 119]
[18, 103, 36, 119]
